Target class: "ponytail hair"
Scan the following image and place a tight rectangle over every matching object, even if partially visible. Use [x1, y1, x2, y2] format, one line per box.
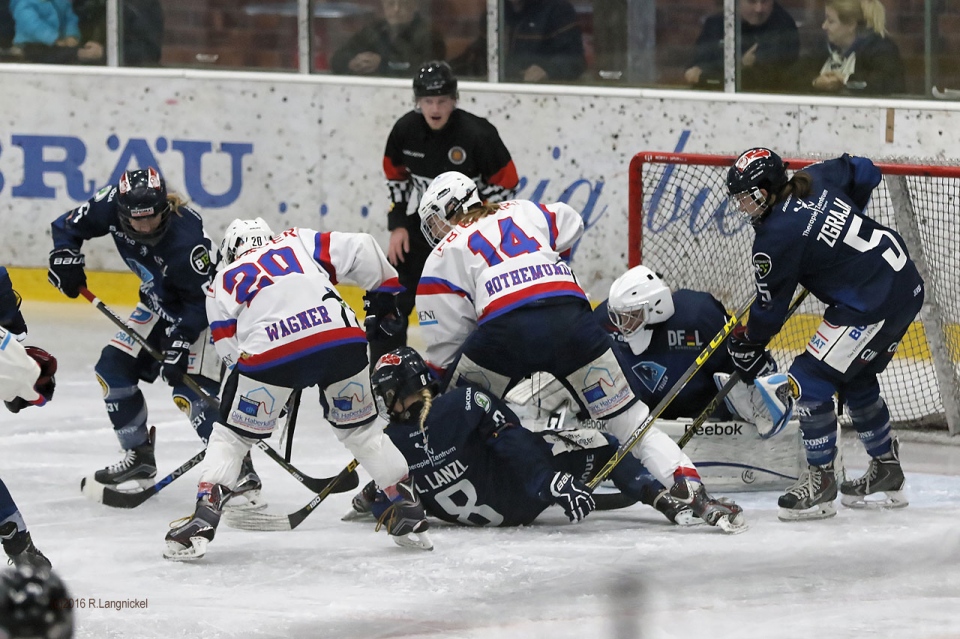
[860, 0, 888, 37]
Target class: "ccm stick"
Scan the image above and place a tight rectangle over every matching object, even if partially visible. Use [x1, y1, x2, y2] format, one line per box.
[77, 287, 358, 506]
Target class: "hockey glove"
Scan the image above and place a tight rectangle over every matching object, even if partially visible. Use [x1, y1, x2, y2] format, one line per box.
[5, 346, 57, 413]
[362, 291, 405, 341]
[161, 333, 191, 386]
[727, 325, 774, 382]
[547, 472, 595, 523]
[377, 477, 429, 538]
[47, 248, 87, 299]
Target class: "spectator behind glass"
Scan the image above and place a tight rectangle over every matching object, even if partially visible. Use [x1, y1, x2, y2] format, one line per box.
[10, 0, 102, 63]
[504, 0, 586, 82]
[1, 0, 14, 51]
[810, 0, 904, 95]
[684, 0, 799, 91]
[72, 0, 163, 66]
[331, 0, 445, 77]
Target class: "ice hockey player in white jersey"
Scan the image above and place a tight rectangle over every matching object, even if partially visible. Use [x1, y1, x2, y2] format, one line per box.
[163, 219, 431, 560]
[0, 267, 56, 567]
[414, 172, 746, 533]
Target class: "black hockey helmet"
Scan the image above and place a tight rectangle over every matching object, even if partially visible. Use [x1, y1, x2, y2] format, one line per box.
[726, 148, 788, 219]
[116, 167, 171, 245]
[0, 562, 74, 639]
[371, 347, 436, 419]
[413, 60, 457, 98]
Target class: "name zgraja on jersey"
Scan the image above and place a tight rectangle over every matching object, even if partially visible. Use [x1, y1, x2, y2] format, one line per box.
[816, 198, 852, 247]
[483, 262, 574, 296]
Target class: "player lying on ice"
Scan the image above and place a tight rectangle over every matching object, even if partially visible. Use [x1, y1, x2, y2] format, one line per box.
[404, 171, 746, 533]
[163, 219, 431, 560]
[344, 347, 743, 531]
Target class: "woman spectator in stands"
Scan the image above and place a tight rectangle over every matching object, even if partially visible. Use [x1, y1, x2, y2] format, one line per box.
[331, 0, 445, 78]
[810, 0, 904, 95]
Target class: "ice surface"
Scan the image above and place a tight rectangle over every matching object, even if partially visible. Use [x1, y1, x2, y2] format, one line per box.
[3, 302, 960, 639]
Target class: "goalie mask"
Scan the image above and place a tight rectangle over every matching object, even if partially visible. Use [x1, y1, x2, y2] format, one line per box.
[418, 171, 481, 246]
[116, 167, 171, 246]
[0, 563, 74, 639]
[219, 218, 274, 266]
[726, 148, 788, 221]
[607, 266, 674, 354]
[371, 347, 436, 421]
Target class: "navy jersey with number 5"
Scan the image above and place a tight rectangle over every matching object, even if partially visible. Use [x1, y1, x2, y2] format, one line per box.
[746, 154, 923, 342]
[595, 290, 735, 419]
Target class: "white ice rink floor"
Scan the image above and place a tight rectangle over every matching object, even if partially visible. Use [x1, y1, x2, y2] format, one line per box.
[3, 301, 960, 639]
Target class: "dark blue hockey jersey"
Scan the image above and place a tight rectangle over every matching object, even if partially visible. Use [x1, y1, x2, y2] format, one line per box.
[746, 154, 923, 342]
[50, 185, 213, 343]
[0, 267, 25, 332]
[595, 290, 735, 419]
[385, 386, 557, 526]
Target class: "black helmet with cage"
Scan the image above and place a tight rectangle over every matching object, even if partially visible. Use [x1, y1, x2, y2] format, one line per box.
[413, 60, 458, 99]
[726, 148, 788, 220]
[371, 347, 436, 420]
[0, 562, 74, 639]
[116, 167, 171, 245]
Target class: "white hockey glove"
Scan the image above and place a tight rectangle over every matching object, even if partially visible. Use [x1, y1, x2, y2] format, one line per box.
[752, 373, 795, 439]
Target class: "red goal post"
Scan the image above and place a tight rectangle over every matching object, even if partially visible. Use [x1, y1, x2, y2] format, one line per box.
[628, 151, 960, 434]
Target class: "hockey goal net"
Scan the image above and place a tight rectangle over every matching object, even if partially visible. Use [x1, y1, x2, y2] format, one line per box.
[629, 152, 960, 434]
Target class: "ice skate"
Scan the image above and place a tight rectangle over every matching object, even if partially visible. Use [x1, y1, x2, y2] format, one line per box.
[647, 488, 701, 526]
[841, 438, 908, 510]
[163, 484, 230, 561]
[224, 452, 266, 512]
[376, 480, 433, 550]
[778, 460, 839, 521]
[669, 478, 747, 534]
[342, 479, 379, 522]
[91, 433, 157, 491]
[0, 522, 51, 568]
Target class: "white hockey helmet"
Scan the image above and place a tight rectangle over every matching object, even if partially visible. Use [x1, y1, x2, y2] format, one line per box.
[219, 217, 274, 266]
[607, 266, 675, 337]
[418, 171, 481, 246]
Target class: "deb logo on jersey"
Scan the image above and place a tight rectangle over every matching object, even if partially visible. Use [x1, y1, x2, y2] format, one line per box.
[668, 329, 703, 349]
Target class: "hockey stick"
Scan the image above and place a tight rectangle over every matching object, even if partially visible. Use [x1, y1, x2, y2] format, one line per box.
[676, 288, 811, 450]
[282, 389, 301, 462]
[586, 293, 757, 490]
[78, 287, 358, 498]
[224, 459, 360, 531]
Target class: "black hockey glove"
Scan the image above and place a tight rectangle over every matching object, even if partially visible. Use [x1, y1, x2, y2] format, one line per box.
[0, 287, 27, 338]
[160, 333, 191, 386]
[47, 248, 86, 299]
[727, 325, 774, 382]
[547, 472, 595, 523]
[5, 346, 57, 413]
[362, 291, 405, 341]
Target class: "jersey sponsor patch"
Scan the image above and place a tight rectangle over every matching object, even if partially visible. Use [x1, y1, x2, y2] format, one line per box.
[473, 391, 491, 412]
[94, 185, 113, 201]
[630, 360, 667, 393]
[753, 253, 772, 279]
[190, 245, 211, 274]
[447, 146, 467, 165]
[173, 394, 191, 415]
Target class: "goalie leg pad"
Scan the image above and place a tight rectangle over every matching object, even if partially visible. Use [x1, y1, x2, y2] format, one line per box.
[753, 373, 796, 439]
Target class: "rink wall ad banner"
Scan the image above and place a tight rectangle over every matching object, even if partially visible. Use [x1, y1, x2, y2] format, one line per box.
[1, 66, 959, 303]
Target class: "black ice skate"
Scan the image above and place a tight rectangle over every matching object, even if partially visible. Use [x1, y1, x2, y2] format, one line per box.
[375, 479, 433, 550]
[342, 479, 379, 521]
[840, 438, 908, 510]
[163, 484, 231, 561]
[778, 460, 839, 521]
[225, 452, 266, 512]
[642, 487, 700, 526]
[93, 436, 157, 490]
[0, 522, 51, 568]
[669, 478, 747, 533]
